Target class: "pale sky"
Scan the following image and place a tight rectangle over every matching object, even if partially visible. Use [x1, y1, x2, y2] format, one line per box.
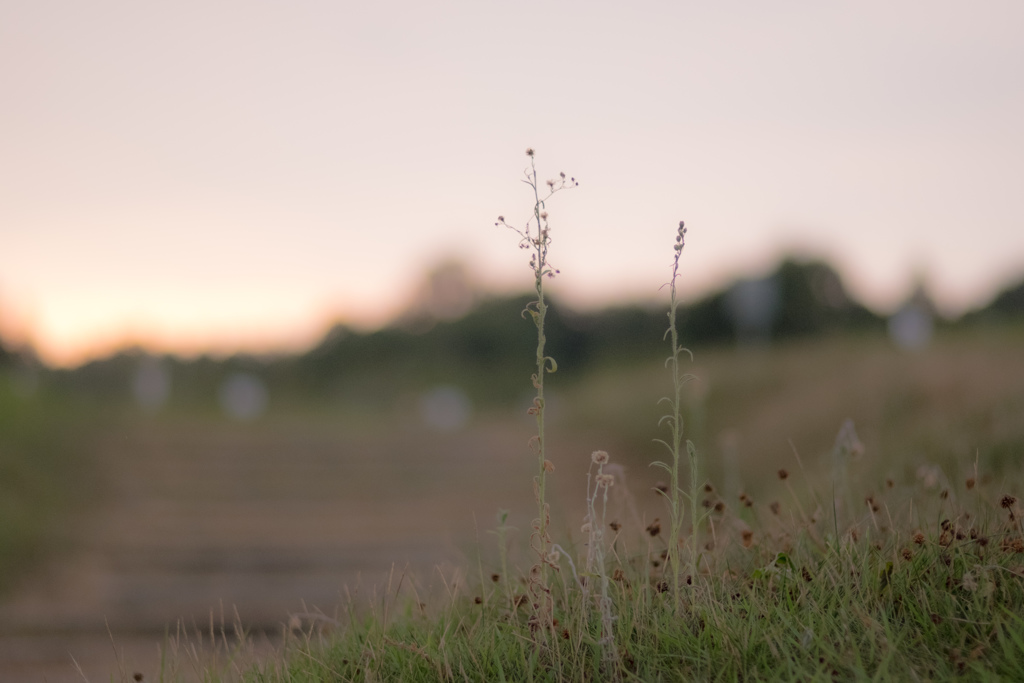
[2, 1, 1023, 366]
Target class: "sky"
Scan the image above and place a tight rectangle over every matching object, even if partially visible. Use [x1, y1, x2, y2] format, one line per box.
[2, 1, 1023, 367]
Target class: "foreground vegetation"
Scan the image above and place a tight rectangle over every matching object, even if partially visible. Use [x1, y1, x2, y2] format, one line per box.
[249, 480, 1024, 682]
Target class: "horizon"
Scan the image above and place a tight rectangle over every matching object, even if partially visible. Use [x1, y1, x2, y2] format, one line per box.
[2, 251, 1018, 369]
[3, 2, 1023, 368]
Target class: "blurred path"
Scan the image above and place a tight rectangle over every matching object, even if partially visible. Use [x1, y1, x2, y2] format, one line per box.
[0, 415, 541, 681]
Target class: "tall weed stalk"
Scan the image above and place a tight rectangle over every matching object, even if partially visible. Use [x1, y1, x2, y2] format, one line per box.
[495, 148, 577, 617]
[653, 221, 698, 593]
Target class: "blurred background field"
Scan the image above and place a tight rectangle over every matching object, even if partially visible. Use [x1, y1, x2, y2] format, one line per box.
[1, 260, 1022, 680]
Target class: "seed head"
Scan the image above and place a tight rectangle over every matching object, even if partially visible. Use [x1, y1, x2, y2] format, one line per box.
[591, 450, 609, 465]
[596, 473, 614, 488]
[525, 148, 535, 156]
[646, 519, 662, 537]
[1002, 495, 1017, 509]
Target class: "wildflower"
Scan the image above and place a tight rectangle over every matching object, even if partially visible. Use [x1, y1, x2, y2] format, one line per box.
[596, 473, 614, 488]
[608, 521, 621, 532]
[1002, 495, 1017, 509]
[591, 450, 609, 465]
[646, 519, 662, 537]
[525, 148, 534, 156]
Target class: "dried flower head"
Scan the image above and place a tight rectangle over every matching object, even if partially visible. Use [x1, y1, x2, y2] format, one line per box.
[596, 473, 614, 488]
[525, 148, 535, 156]
[608, 521, 621, 532]
[1002, 495, 1017, 509]
[591, 450, 609, 465]
[646, 519, 662, 537]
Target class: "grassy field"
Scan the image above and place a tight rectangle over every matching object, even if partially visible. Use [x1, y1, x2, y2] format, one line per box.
[165, 327, 1015, 683]
[93, 325, 1018, 683]
[1, 325, 1023, 681]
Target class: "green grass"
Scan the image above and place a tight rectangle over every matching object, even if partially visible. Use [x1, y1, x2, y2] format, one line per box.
[0, 371, 97, 593]
[240, 477, 1024, 682]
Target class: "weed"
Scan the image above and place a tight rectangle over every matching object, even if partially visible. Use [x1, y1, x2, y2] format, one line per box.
[495, 149, 577, 624]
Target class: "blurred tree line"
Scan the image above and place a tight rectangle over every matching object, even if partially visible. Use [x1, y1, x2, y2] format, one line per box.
[13, 258, 1024, 413]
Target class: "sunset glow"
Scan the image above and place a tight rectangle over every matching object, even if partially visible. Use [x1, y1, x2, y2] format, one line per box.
[2, 2, 1023, 367]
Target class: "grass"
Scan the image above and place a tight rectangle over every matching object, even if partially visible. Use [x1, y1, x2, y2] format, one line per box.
[0, 370, 97, 593]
